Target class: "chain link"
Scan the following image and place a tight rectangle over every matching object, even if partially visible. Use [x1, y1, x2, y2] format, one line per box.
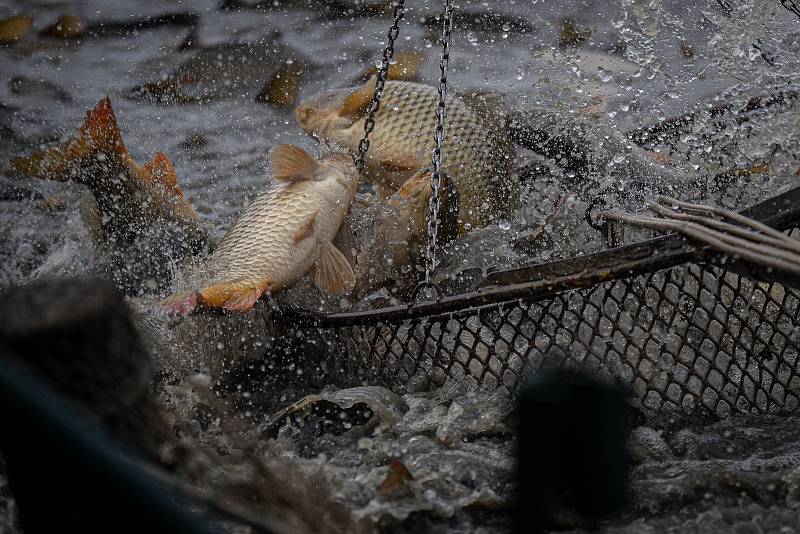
[781, 0, 800, 19]
[424, 0, 455, 288]
[353, 1, 406, 174]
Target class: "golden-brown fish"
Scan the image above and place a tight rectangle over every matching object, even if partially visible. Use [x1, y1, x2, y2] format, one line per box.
[8, 97, 207, 295]
[294, 78, 518, 234]
[160, 145, 358, 315]
[9, 97, 205, 245]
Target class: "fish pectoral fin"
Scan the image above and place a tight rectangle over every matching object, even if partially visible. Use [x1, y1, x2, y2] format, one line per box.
[339, 76, 377, 120]
[270, 144, 321, 182]
[375, 153, 424, 173]
[197, 280, 273, 312]
[396, 169, 433, 199]
[309, 242, 355, 294]
[293, 211, 318, 244]
[332, 219, 357, 266]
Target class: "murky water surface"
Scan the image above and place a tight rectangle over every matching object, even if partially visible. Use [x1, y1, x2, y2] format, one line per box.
[1, 0, 800, 532]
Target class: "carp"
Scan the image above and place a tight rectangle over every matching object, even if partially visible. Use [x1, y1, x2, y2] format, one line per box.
[294, 77, 518, 234]
[128, 42, 308, 108]
[8, 97, 207, 295]
[159, 144, 359, 315]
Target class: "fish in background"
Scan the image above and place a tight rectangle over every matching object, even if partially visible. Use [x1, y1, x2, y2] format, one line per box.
[351, 169, 459, 300]
[8, 97, 208, 295]
[159, 144, 359, 315]
[294, 77, 519, 234]
[128, 41, 309, 108]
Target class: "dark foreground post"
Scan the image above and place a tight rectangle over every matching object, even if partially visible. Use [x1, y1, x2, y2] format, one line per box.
[515, 370, 631, 533]
[0, 277, 168, 455]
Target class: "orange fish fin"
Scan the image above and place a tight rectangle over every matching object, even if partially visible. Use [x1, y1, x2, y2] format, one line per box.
[396, 170, 433, 198]
[293, 211, 318, 244]
[80, 96, 128, 156]
[198, 280, 273, 313]
[270, 144, 320, 182]
[375, 152, 424, 173]
[385, 51, 423, 82]
[364, 51, 423, 82]
[339, 76, 377, 120]
[155, 291, 201, 317]
[377, 459, 413, 497]
[9, 96, 131, 182]
[309, 242, 354, 294]
[143, 152, 185, 198]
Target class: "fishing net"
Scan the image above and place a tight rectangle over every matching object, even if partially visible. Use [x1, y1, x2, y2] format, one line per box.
[282, 184, 800, 417]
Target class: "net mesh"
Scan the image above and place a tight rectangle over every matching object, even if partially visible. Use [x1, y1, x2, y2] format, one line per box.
[283, 190, 800, 418]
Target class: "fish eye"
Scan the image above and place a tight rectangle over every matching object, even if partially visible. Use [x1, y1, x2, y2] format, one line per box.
[296, 106, 313, 123]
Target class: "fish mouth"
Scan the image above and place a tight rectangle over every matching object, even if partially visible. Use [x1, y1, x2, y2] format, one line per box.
[293, 103, 315, 133]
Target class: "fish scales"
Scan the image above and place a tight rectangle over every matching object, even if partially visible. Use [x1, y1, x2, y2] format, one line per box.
[295, 80, 518, 233]
[208, 182, 326, 286]
[159, 147, 358, 315]
[367, 82, 515, 229]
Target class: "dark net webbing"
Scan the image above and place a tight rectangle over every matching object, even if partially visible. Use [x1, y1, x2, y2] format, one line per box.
[293, 226, 800, 417]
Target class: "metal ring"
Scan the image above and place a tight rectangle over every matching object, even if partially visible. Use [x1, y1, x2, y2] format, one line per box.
[410, 281, 443, 303]
[586, 195, 611, 233]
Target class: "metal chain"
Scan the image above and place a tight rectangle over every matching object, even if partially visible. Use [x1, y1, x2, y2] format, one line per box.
[424, 0, 455, 288]
[781, 0, 800, 19]
[353, 1, 406, 173]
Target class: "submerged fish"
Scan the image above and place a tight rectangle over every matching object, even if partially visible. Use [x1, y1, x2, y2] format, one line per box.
[294, 78, 518, 234]
[129, 42, 307, 108]
[160, 145, 358, 315]
[352, 169, 459, 300]
[8, 97, 207, 294]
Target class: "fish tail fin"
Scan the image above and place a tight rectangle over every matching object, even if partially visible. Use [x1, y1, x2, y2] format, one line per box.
[197, 280, 273, 313]
[155, 290, 201, 317]
[9, 96, 132, 183]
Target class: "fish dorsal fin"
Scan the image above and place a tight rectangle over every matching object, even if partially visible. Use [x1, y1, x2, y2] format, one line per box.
[80, 96, 127, 155]
[387, 50, 423, 81]
[143, 152, 184, 197]
[309, 242, 355, 294]
[363, 50, 422, 82]
[339, 76, 377, 120]
[270, 144, 320, 182]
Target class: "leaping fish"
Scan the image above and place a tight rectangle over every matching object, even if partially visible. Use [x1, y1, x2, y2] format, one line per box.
[159, 144, 359, 315]
[8, 97, 207, 295]
[294, 77, 518, 234]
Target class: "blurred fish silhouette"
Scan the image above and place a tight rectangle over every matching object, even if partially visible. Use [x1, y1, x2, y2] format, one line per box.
[9, 97, 208, 295]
